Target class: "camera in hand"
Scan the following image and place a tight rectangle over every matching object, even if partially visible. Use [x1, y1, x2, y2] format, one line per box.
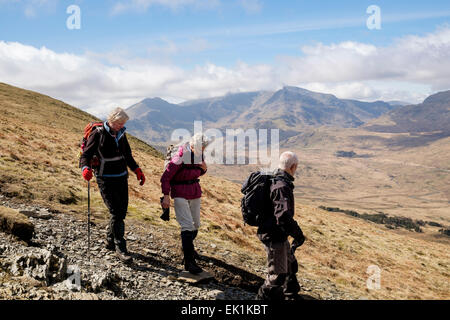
[160, 196, 170, 221]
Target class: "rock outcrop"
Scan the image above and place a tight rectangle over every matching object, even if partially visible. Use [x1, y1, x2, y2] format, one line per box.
[10, 248, 67, 285]
[0, 207, 34, 241]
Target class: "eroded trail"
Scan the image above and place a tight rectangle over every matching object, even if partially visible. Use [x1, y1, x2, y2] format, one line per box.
[0, 196, 354, 300]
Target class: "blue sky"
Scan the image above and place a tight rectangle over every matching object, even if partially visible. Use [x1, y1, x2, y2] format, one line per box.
[0, 0, 450, 116]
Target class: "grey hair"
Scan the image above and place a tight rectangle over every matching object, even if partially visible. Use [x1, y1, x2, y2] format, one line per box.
[107, 107, 129, 124]
[278, 151, 299, 170]
[189, 133, 211, 149]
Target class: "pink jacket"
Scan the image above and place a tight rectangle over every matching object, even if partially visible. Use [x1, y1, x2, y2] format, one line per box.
[160, 145, 206, 200]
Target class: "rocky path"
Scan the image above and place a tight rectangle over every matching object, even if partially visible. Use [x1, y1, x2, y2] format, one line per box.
[0, 195, 357, 300]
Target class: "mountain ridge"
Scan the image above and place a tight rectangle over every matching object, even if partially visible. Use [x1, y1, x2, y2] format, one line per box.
[125, 86, 397, 146]
[364, 90, 450, 135]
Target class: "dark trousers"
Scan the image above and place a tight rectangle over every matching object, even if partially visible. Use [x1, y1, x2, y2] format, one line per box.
[258, 240, 300, 300]
[96, 175, 129, 251]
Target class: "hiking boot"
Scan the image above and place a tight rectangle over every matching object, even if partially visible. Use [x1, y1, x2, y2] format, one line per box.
[284, 274, 301, 296]
[193, 249, 201, 260]
[191, 230, 201, 260]
[115, 248, 133, 264]
[256, 286, 285, 301]
[181, 230, 203, 274]
[105, 239, 115, 251]
[182, 250, 201, 263]
[185, 258, 203, 274]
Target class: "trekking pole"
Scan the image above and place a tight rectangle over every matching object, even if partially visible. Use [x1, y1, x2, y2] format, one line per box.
[87, 181, 91, 262]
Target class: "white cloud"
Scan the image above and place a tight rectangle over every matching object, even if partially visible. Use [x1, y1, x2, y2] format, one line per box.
[300, 82, 378, 101]
[299, 81, 430, 103]
[279, 27, 450, 94]
[0, 27, 449, 118]
[0, 41, 274, 117]
[0, 41, 176, 115]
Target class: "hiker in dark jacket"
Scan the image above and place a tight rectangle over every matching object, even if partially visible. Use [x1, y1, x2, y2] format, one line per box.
[161, 133, 210, 274]
[257, 151, 305, 300]
[80, 107, 145, 263]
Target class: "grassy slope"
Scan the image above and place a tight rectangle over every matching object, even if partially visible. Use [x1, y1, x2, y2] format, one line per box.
[0, 83, 448, 300]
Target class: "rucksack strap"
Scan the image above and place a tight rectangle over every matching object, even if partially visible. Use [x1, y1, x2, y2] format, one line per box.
[96, 127, 125, 176]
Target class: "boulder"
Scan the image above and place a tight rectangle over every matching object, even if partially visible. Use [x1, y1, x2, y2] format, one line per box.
[10, 249, 67, 285]
[91, 270, 121, 293]
[19, 210, 53, 220]
[0, 207, 34, 241]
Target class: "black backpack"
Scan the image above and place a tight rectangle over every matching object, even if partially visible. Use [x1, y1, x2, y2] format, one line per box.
[240, 171, 274, 226]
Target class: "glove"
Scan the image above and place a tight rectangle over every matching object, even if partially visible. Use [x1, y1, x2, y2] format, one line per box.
[135, 168, 145, 186]
[82, 167, 93, 181]
[291, 236, 305, 254]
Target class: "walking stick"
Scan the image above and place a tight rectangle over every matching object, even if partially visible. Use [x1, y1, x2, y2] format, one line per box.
[87, 180, 91, 262]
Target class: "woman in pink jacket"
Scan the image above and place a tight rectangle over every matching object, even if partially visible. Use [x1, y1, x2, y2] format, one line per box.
[160, 133, 210, 274]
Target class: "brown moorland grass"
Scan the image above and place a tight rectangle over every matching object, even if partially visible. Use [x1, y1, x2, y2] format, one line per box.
[0, 82, 448, 299]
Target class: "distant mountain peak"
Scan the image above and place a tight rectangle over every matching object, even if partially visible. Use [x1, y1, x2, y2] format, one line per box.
[281, 86, 312, 95]
[280, 85, 337, 99]
[423, 90, 450, 105]
[141, 97, 170, 104]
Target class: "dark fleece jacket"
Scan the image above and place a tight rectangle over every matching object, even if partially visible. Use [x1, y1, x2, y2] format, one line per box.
[257, 169, 305, 243]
